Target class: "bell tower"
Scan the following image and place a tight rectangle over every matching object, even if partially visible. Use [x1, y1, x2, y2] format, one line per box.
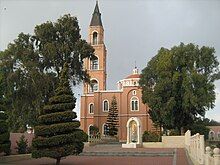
[83, 1, 107, 94]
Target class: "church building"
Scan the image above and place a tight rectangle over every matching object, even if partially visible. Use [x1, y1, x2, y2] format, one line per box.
[80, 2, 155, 142]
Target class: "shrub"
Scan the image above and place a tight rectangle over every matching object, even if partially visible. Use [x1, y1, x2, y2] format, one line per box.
[16, 135, 28, 154]
[142, 131, 160, 142]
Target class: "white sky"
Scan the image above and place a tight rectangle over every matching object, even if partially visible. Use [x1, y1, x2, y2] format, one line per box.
[0, 0, 220, 121]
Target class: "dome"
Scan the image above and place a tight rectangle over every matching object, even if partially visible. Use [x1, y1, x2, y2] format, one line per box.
[125, 74, 141, 79]
[125, 67, 140, 79]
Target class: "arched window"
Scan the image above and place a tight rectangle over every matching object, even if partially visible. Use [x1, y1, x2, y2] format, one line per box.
[131, 97, 139, 111]
[209, 131, 215, 140]
[89, 103, 94, 114]
[103, 123, 108, 136]
[90, 56, 99, 70]
[88, 125, 93, 136]
[90, 79, 98, 93]
[103, 100, 109, 112]
[92, 32, 98, 45]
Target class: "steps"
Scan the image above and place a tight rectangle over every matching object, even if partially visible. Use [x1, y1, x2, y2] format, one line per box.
[80, 151, 174, 157]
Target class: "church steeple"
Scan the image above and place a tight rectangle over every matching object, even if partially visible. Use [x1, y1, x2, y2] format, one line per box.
[83, 1, 107, 94]
[90, 1, 103, 26]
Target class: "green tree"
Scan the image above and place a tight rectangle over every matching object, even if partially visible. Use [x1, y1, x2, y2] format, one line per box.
[140, 43, 220, 134]
[0, 14, 94, 131]
[16, 135, 28, 154]
[32, 63, 87, 165]
[106, 96, 119, 137]
[0, 104, 11, 155]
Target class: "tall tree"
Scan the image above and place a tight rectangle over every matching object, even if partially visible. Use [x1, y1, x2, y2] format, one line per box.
[140, 43, 220, 134]
[106, 96, 119, 137]
[32, 63, 87, 165]
[0, 14, 94, 131]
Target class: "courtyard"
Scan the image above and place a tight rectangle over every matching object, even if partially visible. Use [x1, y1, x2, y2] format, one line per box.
[0, 145, 191, 165]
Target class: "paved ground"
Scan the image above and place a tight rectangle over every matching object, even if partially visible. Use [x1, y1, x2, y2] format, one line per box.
[0, 145, 190, 165]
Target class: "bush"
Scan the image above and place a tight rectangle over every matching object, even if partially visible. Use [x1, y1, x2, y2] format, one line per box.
[142, 131, 160, 142]
[169, 129, 180, 136]
[16, 135, 28, 154]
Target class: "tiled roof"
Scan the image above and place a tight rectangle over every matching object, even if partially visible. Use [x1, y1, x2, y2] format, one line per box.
[125, 74, 141, 79]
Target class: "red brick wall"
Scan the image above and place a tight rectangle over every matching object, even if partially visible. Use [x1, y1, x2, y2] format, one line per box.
[10, 133, 34, 154]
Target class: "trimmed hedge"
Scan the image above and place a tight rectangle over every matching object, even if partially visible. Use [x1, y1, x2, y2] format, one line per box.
[49, 95, 76, 104]
[38, 111, 76, 125]
[35, 121, 80, 136]
[42, 103, 75, 114]
[32, 130, 85, 148]
[0, 121, 8, 133]
[32, 63, 87, 162]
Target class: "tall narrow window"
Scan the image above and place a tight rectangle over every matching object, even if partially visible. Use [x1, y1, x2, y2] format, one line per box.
[90, 80, 98, 93]
[131, 97, 139, 111]
[93, 32, 98, 45]
[90, 56, 98, 70]
[89, 103, 94, 114]
[103, 100, 109, 112]
[103, 123, 108, 136]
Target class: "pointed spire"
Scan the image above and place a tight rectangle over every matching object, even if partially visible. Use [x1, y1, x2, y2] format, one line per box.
[90, 1, 103, 26]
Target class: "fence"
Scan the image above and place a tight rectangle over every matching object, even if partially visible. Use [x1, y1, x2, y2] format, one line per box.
[185, 130, 220, 165]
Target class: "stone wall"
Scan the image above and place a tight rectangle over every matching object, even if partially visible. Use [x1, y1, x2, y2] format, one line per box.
[143, 136, 185, 148]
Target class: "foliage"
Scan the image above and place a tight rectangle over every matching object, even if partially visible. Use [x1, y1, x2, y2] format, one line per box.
[190, 124, 210, 140]
[198, 117, 220, 126]
[168, 129, 180, 136]
[142, 131, 161, 142]
[16, 135, 28, 154]
[32, 63, 87, 165]
[140, 43, 220, 134]
[89, 125, 100, 136]
[106, 96, 119, 137]
[0, 14, 94, 131]
[0, 102, 11, 155]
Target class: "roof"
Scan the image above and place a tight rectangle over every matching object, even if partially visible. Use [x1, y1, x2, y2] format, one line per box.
[125, 74, 141, 79]
[207, 126, 220, 133]
[90, 1, 103, 26]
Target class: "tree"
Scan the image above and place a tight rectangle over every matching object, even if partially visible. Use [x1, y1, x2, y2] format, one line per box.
[106, 96, 119, 137]
[16, 135, 28, 154]
[32, 63, 87, 165]
[140, 43, 220, 134]
[0, 14, 94, 131]
[0, 104, 11, 155]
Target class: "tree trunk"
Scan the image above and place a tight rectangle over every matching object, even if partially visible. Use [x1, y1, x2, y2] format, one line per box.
[56, 157, 61, 165]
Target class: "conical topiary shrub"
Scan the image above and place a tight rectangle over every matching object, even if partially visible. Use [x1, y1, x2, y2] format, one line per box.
[32, 63, 87, 165]
[0, 104, 11, 155]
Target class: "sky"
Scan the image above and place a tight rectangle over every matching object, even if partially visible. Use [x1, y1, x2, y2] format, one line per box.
[0, 0, 220, 121]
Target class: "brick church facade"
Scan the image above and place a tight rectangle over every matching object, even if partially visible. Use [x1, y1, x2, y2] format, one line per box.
[80, 2, 154, 141]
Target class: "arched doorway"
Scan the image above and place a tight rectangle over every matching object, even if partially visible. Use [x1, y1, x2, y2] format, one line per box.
[126, 117, 142, 144]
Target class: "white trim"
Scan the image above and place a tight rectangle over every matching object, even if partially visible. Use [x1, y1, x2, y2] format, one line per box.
[130, 96, 139, 111]
[92, 31, 98, 45]
[132, 90, 137, 95]
[98, 90, 123, 93]
[89, 55, 99, 70]
[88, 78, 99, 93]
[102, 123, 108, 136]
[88, 103, 94, 114]
[102, 99, 109, 112]
[81, 114, 149, 118]
[88, 124, 93, 135]
[126, 117, 142, 144]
